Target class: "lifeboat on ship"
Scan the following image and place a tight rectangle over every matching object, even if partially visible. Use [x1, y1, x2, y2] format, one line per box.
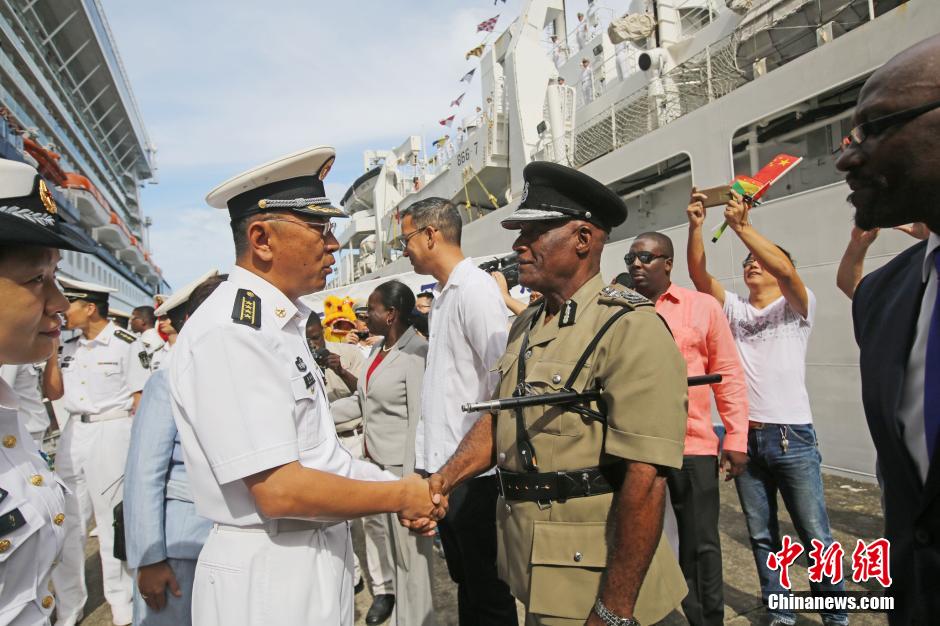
[63, 172, 111, 227]
[22, 137, 67, 187]
[92, 210, 132, 256]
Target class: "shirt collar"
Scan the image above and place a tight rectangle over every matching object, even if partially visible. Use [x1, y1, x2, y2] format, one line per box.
[659, 282, 681, 304]
[433, 257, 473, 296]
[80, 321, 116, 346]
[228, 266, 309, 329]
[922, 231, 940, 283]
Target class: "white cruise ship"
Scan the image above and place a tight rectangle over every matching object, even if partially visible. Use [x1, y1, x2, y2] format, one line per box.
[0, 0, 164, 314]
[311, 0, 937, 480]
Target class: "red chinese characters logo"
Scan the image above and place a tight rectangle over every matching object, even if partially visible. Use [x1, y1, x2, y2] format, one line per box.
[766, 535, 804, 590]
[807, 539, 845, 584]
[851, 538, 892, 588]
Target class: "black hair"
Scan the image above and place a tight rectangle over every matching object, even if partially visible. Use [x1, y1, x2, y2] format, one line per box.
[635, 231, 675, 258]
[744, 245, 796, 267]
[416, 291, 434, 300]
[231, 212, 279, 258]
[170, 273, 228, 332]
[400, 197, 463, 245]
[374, 280, 417, 329]
[93, 301, 109, 319]
[306, 312, 322, 328]
[612, 272, 635, 289]
[132, 305, 156, 326]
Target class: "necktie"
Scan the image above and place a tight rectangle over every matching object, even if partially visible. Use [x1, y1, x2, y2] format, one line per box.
[924, 250, 940, 461]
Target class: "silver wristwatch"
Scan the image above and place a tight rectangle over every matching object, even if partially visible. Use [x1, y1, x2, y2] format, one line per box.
[593, 598, 640, 626]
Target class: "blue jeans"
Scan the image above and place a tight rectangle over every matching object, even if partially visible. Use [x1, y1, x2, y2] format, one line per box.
[734, 423, 848, 625]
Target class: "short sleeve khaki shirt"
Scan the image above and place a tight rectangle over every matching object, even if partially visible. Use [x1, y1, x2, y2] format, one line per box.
[492, 273, 688, 623]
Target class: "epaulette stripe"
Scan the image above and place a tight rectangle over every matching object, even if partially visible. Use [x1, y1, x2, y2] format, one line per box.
[232, 289, 262, 329]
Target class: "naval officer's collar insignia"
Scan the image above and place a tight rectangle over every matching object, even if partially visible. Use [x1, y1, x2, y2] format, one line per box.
[295, 357, 307, 372]
[275, 307, 287, 318]
[559, 300, 577, 327]
[113, 328, 135, 343]
[232, 289, 261, 329]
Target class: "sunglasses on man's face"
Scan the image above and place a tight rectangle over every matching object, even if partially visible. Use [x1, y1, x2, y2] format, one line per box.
[624, 251, 669, 265]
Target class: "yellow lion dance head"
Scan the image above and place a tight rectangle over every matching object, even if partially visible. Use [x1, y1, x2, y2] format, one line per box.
[322, 295, 357, 342]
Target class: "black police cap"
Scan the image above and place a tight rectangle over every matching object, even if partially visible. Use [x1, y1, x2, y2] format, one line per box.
[501, 161, 627, 231]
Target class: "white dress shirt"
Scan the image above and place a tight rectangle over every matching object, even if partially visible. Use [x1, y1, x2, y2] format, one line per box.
[415, 258, 509, 473]
[0, 363, 49, 437]
[169, 266, 389, 527]
[898, 232, 940, 484]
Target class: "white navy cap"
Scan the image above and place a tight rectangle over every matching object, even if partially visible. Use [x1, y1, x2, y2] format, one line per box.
[58, 276, 117, 304]
[155, 269, 220, 316]
[0, 159, 94, 252]
[205, 146, 346, 221]
[108, 306, 132, 320]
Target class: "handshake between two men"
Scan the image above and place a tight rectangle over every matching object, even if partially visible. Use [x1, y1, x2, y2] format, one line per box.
[396, 473, 449, 533]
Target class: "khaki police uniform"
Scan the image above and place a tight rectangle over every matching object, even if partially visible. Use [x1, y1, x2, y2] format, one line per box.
[488, 160, 689, 625]
[493, 275, 688, 624]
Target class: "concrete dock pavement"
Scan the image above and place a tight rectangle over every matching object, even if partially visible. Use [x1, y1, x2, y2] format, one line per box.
[69, 472, 888, 625]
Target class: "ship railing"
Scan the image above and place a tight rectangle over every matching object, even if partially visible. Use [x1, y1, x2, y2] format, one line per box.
[674, 0, 720, 41]
[573, 32, 746, 167]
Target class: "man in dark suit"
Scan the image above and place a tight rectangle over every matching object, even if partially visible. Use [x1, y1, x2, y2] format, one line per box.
[837, 34, 940, 625]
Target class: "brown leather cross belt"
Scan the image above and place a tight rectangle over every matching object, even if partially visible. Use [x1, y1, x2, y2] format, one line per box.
[495, 465, 625, 503]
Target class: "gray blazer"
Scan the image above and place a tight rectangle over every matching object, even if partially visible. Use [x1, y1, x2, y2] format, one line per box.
[331, 326, 427, 475]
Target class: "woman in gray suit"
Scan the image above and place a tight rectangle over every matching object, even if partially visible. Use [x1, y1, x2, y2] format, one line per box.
[332, 280, 437, 626]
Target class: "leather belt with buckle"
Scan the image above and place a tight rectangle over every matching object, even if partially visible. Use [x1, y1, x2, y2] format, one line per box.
[495, 465, 624, 503]
[749, 420, 769, 430]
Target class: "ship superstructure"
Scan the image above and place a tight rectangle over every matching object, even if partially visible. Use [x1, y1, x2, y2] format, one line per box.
[313, 0, 936, 480]
[0, 0, 165, 309]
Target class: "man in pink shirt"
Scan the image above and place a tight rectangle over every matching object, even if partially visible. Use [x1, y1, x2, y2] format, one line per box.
[627, 232, 749, 626]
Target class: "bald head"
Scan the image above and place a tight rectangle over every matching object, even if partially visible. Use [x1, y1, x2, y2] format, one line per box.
[835, 34, 940, 234]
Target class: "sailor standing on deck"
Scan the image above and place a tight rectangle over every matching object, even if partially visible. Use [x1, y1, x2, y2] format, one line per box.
[169, 146, 446, 625]
[0, 158, 92, 625]
[53, 276, 150, 626]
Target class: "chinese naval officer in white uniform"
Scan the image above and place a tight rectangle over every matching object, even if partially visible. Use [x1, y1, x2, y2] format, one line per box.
[0, 158, 97, 624]
[168, 146, 447, 625]
[53, 276, 150, 626]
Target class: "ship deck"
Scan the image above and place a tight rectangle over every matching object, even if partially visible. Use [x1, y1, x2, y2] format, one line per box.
[76, 472, 888, 625]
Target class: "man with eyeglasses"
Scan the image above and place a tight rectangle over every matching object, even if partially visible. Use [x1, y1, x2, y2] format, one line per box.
[168, 147, 446, 625]
[396, 196, 517, 625]
[686, 189, 847, 626]
[625, 232, 748, 626]
[413, 163, 690, 626]
[836, 35, 940, 625]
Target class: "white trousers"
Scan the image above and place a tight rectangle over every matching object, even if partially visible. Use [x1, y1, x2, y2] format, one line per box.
[193, 522, 354, 625]
[337, 428, 395, 596]
[52, 417, 134, 625]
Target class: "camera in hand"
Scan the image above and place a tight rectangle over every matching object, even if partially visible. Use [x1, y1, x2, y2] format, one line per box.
[313, 348, 332, 369]
[354, 330, 370, 340]
[478, 252, 520, 289]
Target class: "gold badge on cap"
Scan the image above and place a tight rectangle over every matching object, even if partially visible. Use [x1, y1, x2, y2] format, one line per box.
[318, 156, 335, 181]
[39, 180, 57, 215]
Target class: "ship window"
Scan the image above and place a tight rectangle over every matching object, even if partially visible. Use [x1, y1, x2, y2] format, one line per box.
[606, 153, 692, 240]
[730, 78, 864, 203]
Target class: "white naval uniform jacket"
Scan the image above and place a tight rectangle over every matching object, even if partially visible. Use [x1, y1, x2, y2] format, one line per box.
[59, 322, 150, 426]
[0, 379, 66, 625]
[168, 267, 392, 624]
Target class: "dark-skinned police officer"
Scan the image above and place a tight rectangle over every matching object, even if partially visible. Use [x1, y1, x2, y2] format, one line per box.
[409, 161, 689, 625]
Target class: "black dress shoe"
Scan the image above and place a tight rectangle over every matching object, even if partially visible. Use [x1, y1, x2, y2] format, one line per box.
[354, 577, 365, 595]
[365, 594, 395, 625]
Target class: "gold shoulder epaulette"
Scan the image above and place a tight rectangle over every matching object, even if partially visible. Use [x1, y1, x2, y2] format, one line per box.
[113, 328, 135, 343]
[598, 285, 653, 309]
[231, 289, 261, 329]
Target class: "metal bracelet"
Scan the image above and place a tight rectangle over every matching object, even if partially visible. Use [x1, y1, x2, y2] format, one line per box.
[593, 598, 639, 626]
